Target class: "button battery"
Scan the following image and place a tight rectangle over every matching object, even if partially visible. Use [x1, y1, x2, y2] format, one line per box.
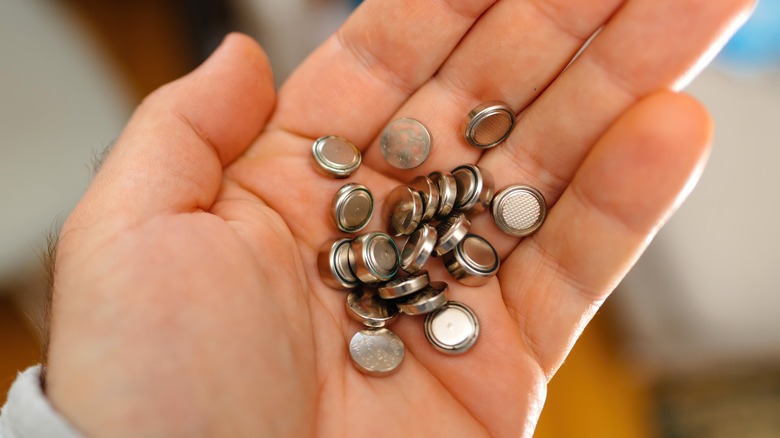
[491, 185, 547, 237]
[349, 328, 405, 376]
[311, 135, 361, 178]
[317, 238, 359, 290]
[408, 175, 440, 222]
[425, 301, 479, 354]
[434, 212, 471, 256]
[331, 183, 373, 233]
[443, 234, 499, 286]
[452, 164, 495, 214]
[383, 185, 424, 236]
[346, 287, 399, 328]
[380, 117, 432, 169]
[396, 281, 449, 315]
[400, 223, 437, 274]
[349, 232, 400, 283]
[377, 270, 430, 299]
[463, 101, 516, 149]
[428, 171, 458, 218]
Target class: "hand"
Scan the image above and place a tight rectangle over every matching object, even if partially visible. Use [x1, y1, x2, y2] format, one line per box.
[45, 0, 752, 436]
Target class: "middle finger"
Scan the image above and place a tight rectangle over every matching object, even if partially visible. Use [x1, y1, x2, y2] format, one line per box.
[361, 0, 625, 177]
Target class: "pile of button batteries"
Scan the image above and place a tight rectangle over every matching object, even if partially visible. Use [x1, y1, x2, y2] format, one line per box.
[314, 101, 547, 377]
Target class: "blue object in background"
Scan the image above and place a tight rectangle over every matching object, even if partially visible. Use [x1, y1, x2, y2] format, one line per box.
[718, 0, 780, 70]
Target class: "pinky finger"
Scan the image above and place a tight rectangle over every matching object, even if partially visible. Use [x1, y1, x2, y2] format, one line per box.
[501, 90, 712, 377]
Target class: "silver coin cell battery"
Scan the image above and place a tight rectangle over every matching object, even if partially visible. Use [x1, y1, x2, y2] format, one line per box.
[396, 281, 449, 316]
[400, 223, 437, 274]
[346, 288, 399, 328]
[463, 101, 516, 149]
[311, 135, 362, 178]
[428, 171, 458, 218]
[317, 238, 359, 290]
[434, 212, 471, 256]
[408, 175, 440, 222]
[380, 118, 432, 169]
[425, 301, 480, 355]
[443, 234, 499, 287]
[349, 232, 399, 283]
[349, 328, 405, 376]
[491, 185, 547, 237]
[331, 183, 373, 233]
[451, 164, 495, 214]
[383, 185, 424, 236]
[378, 270, 430, 299]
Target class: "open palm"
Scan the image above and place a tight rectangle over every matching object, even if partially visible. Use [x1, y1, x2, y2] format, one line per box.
[46, 1, 751, 436]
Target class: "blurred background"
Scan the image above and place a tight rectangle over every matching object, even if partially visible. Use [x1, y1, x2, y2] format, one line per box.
[1, 0, 779, 436]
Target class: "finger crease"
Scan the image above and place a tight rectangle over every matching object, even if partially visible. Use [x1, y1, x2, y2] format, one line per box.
[582, 48, 641, 102]
[498, 131, 570, 200]
[571, 180, 648, 239]
[335, 28, 419, 97]
[528, 0, 600, 42]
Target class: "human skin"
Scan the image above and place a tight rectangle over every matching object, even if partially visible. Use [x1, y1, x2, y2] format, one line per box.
[44, 0, 753, 436]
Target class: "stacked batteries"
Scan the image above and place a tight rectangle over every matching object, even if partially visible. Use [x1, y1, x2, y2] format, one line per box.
[313, 101, 547, 376]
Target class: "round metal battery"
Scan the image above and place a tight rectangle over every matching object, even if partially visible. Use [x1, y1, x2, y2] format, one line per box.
[346, 287, 399, 328]
[491, 185, 547, 237]
[349, 328, 405, 376]
[429, 171, 458, 218]
[380, 117, 431, 169]
[451, 164, 495, 214]
[311, 135, 361, 178]
[463, 101, 516, 149]
[331, 183, 373, 233]
[317, 238, 359, 290]
[425, 301, 479, 354]
[443, 234, 499, 286]
[383, 185, 424, 236]
[378, 270, 430, 299]
[434, 212, 471, 256]
[396, 281, 449, 315]
[349, 232, 400, 283]
[408, 175, 440, 222]
[400, 223, 437, 274]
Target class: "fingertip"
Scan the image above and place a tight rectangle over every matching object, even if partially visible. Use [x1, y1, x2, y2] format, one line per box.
[216, 32, 275, 85]
[642, 90, 713, 152]
[135, 32, 276, 165]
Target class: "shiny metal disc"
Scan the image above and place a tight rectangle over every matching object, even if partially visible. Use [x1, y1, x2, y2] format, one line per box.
[378, 270, 430, 299]
[451, 164, 495, 214]
[429, 171, 458, 218]
[346, 287, 399, 328]
[349, 328, 405, 376]
[400, 223, 437, 273]
[396, 281, 448, 315]
[317, 238, 359, 290]
[382, 185, 424, 236]
[443, 234, 499, 287]
[463, 101, 515, 149]
[434, 212, 471, 256]
[408, 175, 440, 222]
[380, 118, 431, 169]
[349, 232, 400, 283]
[331, 183, 373, 233]
[312, 135, 361, 178]
[425, 301, 479, 354]
[491, 185, 547, 237]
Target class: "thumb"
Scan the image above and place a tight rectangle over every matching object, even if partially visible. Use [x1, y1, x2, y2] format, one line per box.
[70, 33, 275, 229]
